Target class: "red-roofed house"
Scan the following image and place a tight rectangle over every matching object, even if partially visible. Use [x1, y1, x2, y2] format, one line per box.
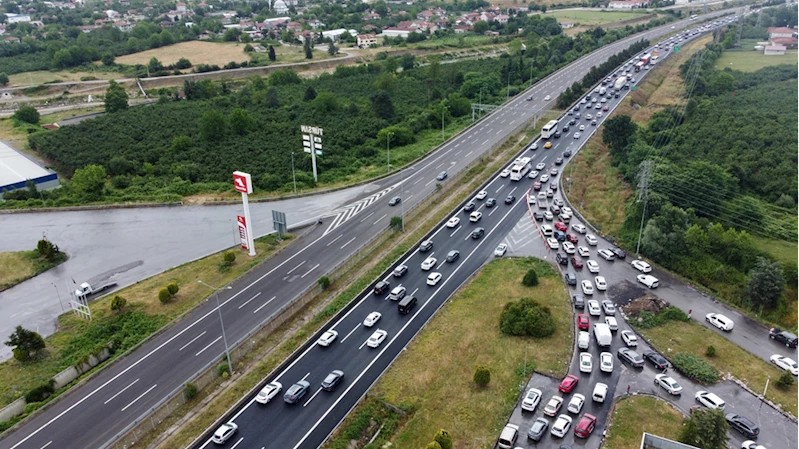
[770, 36, 797, 48]
[764, 44, 786, 55]
[417, 10, 435, 21]
[494, 14, 509, 24]
[767, 27, 796, 39]
[357, 33, 377, 47]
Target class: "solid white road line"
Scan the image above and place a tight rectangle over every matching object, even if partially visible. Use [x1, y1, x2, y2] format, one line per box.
[326, 235, 343, 247]
[340, 237, 356, 249]
[340, 324, 361, 343]
[120, 384, 157, 412]
[103, 378, 140, 405]
[252, 296, 276, 314]
[237, 293, 261, 310]
[300, 264, 320, 279]
[303, 388, 323, 407]
[195, 337, 222, 357]
[178, 331, 207, 351]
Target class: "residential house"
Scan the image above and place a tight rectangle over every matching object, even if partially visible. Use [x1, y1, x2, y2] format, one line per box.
[176, 2, 187, 12]
[321, 28, 356, 42]
[286, 21, 303, 32]
[608, 0, 649, 9]
[6, 13, 32, 23]
[363, 11, 381, 20]
[308, 19, 324, 29]
[561, 21, 574, 29]
[4, 36, 21, 43]
[453, 24, 472, 33]
[78, 25, 100, 33]
[298, 30, 319, 43]
[764, 44, 786, 55]
[770, 36, 797, 48]
[416, 10, 435, 21]
[114, 20, 131, 32]
[767, 26, 796, 39]
[494, 14, 509, 24]
[357, 33, 377, 47]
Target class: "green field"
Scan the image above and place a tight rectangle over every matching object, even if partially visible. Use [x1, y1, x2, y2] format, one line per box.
[604, 396, 684, 449]
[547, 10, 651, 26]
[714, 49, 798, 72]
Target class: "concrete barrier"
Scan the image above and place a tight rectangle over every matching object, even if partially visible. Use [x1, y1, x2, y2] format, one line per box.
[52, 367, 79, 390]
[0, 399, 26, 423]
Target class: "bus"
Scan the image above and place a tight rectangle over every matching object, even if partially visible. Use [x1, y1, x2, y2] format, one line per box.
[510, 157, 532, 181]
[541, 120, 559, 139]
[634, 61, 645, 72]
[690, 14, 698, 20]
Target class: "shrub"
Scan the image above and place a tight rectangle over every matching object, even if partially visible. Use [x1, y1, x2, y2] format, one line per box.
[158, 288, 171, 304]
[500, 297, 556, 338]
[672, 353, 719, 383]
[473, 365, 490, 387]
[217, 362, 230, 378]
[390, 216, 403, 231]
[13, 106, 40, 125]
[183, 382, 198, 400]
[705, 345, 716, 357]
[167, 282, 179, 296]
[25, 381, 55, 403]
[775, 371, 795, 390]
[36, 239, 58, 260]
[318, 276, 330, 290]
[6, 326, 46, 361]
[434, 429, 453, 449]
[110, 295, 127, 312]
[424, 442, 443, 449]
[522, 269, 539, 287]
[223, 250, 236, 265]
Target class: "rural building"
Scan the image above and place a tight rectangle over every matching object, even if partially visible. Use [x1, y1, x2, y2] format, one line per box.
[273, 0, 289, 14]
[764, 44, 786, 56]
[382, 27, 414, 38]
[357, 33, 377, 47]
[770, 37, 797, 48]
[561, 21, 574, 29]
[0, 141, 59, 197]
[608, 0, 649, 9]
[322, 28, 356, 41]
[6, 13, 32, 23]
[767, 26, 797, 39]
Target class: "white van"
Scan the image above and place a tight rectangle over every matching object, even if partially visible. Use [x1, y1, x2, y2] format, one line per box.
[497, 424, 519, 449]
[578, 331, 590, 350]
[541, 225, 554, 236]
[592, 383, 608, 403]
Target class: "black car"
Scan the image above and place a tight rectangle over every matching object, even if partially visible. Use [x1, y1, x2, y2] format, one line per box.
[373, 280, 390, 295]
[283, 380, 311, 404]
[446, 250, 460, 263]
[505, 195, 516, 204]
[419, 240, 433, 252]
[527, 417, 549, 442]
[463, 202, 476, 213]
[569, 119, 576, 125]
[533, 211, 544, 221]
[388, 196, 401, 206]
[643, 350, 670, 370]
[562, 125, 570, 133]
[554, 231, 567, 242]
[617, 348, 644, 368]
[486, 198, 496, 208]
[563, 149, 572, 157]
[555, 157, 564, 166]
[436, 171, 448, 181]
[553, 131, 561, 138]
[572, 294, 585, 309]
[556, 252, 569, 266]
[614, 93, 620, 98]
[321, 370, 344, 391]
[565, 272, 577, 286]
[471, 227, 485, 239]
[770, 328, 799, 348]
[725, 413, 760, 439]
[611, 247, 626, 259]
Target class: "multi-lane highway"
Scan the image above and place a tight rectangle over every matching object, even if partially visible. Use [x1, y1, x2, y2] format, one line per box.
[0, 10, 744, 449]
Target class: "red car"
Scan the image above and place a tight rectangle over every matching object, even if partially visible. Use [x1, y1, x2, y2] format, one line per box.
[574, 414, 597, 438]
[571, 256, 584, 269]
[566, 233, 579, 243]
[559, 374, 579, 393]
[534, 182, 542, 191]
[554, 221, 568, 232]
[577, 313, 590, 330]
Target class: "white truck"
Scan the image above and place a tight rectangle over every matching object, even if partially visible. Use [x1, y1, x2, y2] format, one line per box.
[593, 323, 612, 347]
[74, 281, 118, 298]
[614, 76, 626, 90]
[598, 86, 606, 95]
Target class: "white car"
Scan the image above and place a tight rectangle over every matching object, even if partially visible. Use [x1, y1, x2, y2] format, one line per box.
[770, 355, 799, 376]
[567, 394, 585, 414]
[527, 194, 536, 205]
[585, 234, 598, 246]
[562, 206, 573, 215]
[598, 249, 615, 261]
[494, 243, 508, 257]
[581, 280, 594, 296]
[475, 190, 487, 200]
[572, 223, 587, 234]
[742, 441, 767, 449]
[544, 211, 554, 221]
[317, 330, 338, 347]
[587, 300, 601, 316]
[528, 169, 540, 179]
[421, 257, 437, 271]
[579, 124, 586, 131]
[655, 374, 683, 395]
[521, 388, 543, 412]
[543, 395, 564, 416]
[695, 390, 726, 410]
[550, 414, 572, 438]
[446, 216, 460, 228]
[600, 352, 613, 373]
[605, 316, 618, 332]
[536, 162, 546, 170]
[579, 352, 593, 373]
[255, 381, 283, 404]
[592, 383, 608, 403]
[547, 238, 560, 250]
[540, 174, 550, 183]
[631, 259, 652, 273]
[426, 272, 442, 286]
[212, 422, 238, 444]
[578, 246, 590, 257]
[601, 299, 615, 315]
[562, 242, 575, 254]
[586, 260, 600, 273]
[363, 311, 382, 327]
[544, 95, 551, 101]
[706, 313, 734, 331]
[573, 132, 581, 139]
[621, 330, 637, 347]
[366, 329, 388, 348]
[500, 168, 511, 178]
[469, 211, 482, 222]
[637, 274, 659, 288]
[595, 276, 607, 291]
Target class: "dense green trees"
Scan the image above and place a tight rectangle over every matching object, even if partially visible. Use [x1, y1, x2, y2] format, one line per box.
[745, 257, 785, 311]
[5, 326, 46, 362]
[679, 408, 729, 449]
[13, 105, 39, 124]
[104, 80, 128, 113]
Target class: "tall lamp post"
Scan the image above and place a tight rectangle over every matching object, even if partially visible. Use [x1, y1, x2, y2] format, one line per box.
[386, 131, 394, 174]
[441, 105, 450, 141]
[198, 280, 234, 374]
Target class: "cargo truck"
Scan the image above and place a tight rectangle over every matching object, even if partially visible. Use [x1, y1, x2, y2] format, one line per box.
[593, 323, 612, 347]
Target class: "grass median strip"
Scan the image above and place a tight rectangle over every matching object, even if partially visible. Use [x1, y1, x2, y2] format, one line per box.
[324, 258, 572, 449]
[604, 396, 684, 449]
[0, 250, 68, 292]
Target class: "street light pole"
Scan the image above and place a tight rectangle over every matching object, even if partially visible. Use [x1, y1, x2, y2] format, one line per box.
[291, 151, 297, 193]
[386, 131, 393, 174]
[52, 283, 65, 313]
[198, 280, 233, 374]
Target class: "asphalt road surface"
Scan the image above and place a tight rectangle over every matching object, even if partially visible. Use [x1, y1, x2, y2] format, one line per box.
[0, 10, 744, 449]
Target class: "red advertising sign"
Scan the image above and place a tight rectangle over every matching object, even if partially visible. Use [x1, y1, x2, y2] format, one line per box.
[233, 171, 253, 194]
[237, 215, 248, 249]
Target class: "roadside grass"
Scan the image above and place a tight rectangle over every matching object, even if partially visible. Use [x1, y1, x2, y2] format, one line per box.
[8, 70, 121, 87]
[0, 250, 67, 291]
[546, 10, 651, 26]
[157, 118, 538, 449]
[753, 235, 798, 266]
[604, 396, 684, 449]
[714, 49, 798, 72]
[639, 320, 798, 416]
[0, 234, 290, 410]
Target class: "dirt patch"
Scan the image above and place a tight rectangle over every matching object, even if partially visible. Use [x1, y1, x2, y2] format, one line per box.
[115, 41, 250, 67]
[622, 294, 670, 317]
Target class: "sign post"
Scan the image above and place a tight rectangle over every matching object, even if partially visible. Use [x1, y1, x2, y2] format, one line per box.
[233, 171, 256, 257]
[301, 125, 323, 182]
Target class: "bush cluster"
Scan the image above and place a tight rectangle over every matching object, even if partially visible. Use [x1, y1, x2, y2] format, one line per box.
[522, 269, 539, 287]
[672, 353, 720, 384]
[24, 380, 55, 403]
[633, 306, 690, 329]
[159, 282, 180, 304]
[499, 297, 556, 338]
[473, 365, 491, 387]
[36, 239, 60, 261]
